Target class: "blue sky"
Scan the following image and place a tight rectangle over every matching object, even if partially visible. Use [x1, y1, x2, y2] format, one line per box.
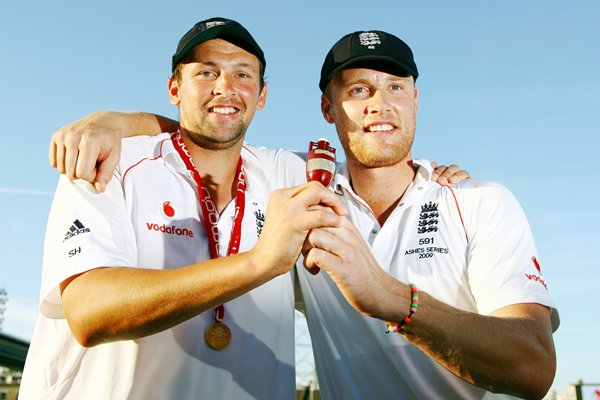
[1, 0, 598, 395]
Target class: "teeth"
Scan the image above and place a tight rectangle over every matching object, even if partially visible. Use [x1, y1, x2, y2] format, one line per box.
[211, 107, 236, 114]
[368, 124, 394, 132]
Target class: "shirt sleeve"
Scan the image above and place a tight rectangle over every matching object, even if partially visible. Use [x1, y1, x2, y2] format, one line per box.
[457, 180, 559, 331]
[40, 173, 137, 319]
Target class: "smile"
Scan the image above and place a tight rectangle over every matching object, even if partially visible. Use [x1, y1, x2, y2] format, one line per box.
[366, 123, 395, 132]
[209, 106, 238, 115]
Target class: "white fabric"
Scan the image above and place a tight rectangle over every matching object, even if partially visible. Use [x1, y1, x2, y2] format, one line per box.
[298, 159, 559, 400]
[20, 133, 306, 400]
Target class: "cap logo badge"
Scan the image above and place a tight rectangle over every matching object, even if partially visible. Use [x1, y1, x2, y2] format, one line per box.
[359, 32, 381, 49]
[205, 21, 227, 29]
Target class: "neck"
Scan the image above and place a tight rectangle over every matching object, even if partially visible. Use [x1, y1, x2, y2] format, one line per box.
[347, 158, 417, 225]
[181, 134, 244, 213]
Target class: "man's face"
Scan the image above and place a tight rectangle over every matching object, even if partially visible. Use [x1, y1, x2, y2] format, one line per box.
[168, 39, 267, 150]
[321, 68, 418, 168]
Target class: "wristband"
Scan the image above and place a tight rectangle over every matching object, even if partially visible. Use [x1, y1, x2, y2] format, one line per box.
[386, 283, 418, 335]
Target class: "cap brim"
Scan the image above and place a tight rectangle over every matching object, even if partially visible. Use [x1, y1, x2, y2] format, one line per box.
[321, 55, 416, 92]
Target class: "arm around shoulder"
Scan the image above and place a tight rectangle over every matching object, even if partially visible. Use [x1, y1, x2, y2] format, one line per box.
[50, 111, 179, 192]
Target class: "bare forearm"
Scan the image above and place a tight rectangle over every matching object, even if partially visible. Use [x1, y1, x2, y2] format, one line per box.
[61, 252, 269, 347]
[398, 292, 556, 399]
[97, 110, 178, 137]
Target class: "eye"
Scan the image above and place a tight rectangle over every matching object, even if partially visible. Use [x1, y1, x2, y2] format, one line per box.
[391, 83, 403, 91]
[350, 86, 369, 96]
[198, 70, 217, 79]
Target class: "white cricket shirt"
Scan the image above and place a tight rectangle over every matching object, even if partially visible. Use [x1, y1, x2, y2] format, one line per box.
[298, 159, 559, 400]
[20, 133, 306, 400]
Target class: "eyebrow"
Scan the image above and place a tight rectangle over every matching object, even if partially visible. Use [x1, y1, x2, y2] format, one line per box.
[194, 60, 258, 71]
[342, 74, 412, 86]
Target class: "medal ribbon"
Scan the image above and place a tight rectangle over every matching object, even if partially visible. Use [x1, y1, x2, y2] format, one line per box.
[171, 131, 246, 323]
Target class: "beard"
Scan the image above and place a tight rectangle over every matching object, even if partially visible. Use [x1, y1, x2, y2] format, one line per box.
[185, 119, 247, 150]
[180, 105, 249, 150]
[339, 121, 415, 169]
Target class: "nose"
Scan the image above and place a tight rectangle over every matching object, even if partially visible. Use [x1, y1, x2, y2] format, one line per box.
[366, 90, 390, 114]
[212, 73, 235, 97]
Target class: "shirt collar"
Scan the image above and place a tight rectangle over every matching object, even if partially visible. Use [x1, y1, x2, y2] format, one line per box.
[334, 158, 434, 193]
[162, 135, 267, 198]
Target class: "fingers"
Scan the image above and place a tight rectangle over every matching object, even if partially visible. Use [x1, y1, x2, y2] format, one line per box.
[48, 112, 122, 190]
[64, 135, 82, 180]
[75, 134, 107, 184]
[93, 150, 119, 193]
[301, 219, 355, 275]
[53, 133, 69, 175]
[49, 133, 58, 168]
[303, 246, 338, 276]
[431, 163, 470, 186]
[50, 124, 81, 179]
[447, 168, 470, 184]
[284, 181, 347, 216]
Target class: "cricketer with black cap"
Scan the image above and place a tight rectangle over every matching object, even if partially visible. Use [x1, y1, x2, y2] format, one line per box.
[171, 17, 266, 79]
[298, 29, 559, 399]
[20, 17, 347, 399]
[318, 30, 419, 92]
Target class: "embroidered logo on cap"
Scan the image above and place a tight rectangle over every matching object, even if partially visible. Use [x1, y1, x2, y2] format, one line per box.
[205, 20, 227, 29]
[359, 32, 381, 49]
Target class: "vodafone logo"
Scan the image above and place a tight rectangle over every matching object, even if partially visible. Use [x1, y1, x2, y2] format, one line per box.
[531, 256, 541, 272]
[147, 200, 194, 237]
[525, 256, 547, 289]
[146, 223, 194, 237]
[163, 201, 175, 217]
[525, 273, 548, 290]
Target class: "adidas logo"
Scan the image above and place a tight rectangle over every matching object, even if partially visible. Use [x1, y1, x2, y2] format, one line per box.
[63, 219, 91, 242]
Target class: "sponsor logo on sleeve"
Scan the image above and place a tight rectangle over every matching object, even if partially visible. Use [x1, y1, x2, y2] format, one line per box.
[525, 256, 548, 289]
[63, 219, 91, 242]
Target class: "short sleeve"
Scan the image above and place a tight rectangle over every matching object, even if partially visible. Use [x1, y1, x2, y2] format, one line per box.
[40, 174, 137, 319]
[458, 180, 559, 331]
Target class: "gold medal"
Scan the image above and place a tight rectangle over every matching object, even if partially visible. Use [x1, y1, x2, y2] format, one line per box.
[205, 322, 232, 350]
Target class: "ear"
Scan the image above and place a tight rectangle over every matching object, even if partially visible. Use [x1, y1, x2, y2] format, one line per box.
[256, 83, 268, 110]
[168, 78, 181, 106]
[320, 95, 335, 124]
[414, 86, 419, 114]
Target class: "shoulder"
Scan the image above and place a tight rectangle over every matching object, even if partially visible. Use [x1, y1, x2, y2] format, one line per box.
[242, 144, 306, 187]
[448, 179, 518, 204]
[242, 144, 305, 165]
[443, 178, 528, 228]
[119, 132, 173, 170]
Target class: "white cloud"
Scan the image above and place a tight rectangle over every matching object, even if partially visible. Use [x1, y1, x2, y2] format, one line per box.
[0, 187, 53, 196]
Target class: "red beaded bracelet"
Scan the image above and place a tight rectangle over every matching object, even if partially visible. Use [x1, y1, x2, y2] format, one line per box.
[386, 283, 418, 335]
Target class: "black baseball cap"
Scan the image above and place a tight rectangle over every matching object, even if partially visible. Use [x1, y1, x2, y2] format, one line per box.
[319, 30, 418, 92]
[171, 17, 266, 73]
